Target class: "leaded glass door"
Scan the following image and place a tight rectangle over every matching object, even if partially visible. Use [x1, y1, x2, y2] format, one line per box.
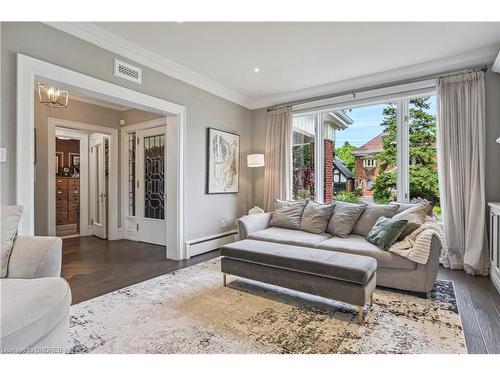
[135, 126, 167, 245]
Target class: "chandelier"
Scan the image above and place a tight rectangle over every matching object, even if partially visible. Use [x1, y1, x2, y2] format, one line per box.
[37, 83, 69, 108]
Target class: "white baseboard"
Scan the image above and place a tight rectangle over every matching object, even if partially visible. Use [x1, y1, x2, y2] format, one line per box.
[185, 230, 238, 258]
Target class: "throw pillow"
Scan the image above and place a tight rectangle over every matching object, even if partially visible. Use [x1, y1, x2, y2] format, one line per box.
[391, 202, 429, 240]
[326, 201, 366, 238]
[390, 201, 433, 216]
[270, 199, 308, 230]
[366, 216, 408, 250]
[1, 205, 24, 278]
[300, 201, 335, 234]
[352, 203, 399, 237]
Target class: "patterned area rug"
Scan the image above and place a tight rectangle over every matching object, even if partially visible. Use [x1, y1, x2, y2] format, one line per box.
[68, 258, 466, 354]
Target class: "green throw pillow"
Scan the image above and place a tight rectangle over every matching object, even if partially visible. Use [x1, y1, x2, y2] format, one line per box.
[366, 217, 408, 250]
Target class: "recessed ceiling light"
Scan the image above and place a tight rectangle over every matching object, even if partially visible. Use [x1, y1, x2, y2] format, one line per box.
[253, 67, 260, 73]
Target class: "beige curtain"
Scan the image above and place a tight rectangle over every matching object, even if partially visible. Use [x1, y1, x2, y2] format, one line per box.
[263, 107, 293, 212]
[437, 70, 489, 275]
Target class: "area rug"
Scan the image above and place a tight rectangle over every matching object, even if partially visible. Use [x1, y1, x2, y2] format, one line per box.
[68, 258, 466, 354]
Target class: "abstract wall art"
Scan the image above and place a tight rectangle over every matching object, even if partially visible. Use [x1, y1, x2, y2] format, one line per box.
[207, 128, 240, 194]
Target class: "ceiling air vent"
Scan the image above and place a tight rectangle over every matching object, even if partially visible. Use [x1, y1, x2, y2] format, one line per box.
[114, 59, 142, 84]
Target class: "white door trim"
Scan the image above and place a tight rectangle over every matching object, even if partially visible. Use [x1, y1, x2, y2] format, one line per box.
[17, 54, 186, 260]
[49, 125, 90, 237]
[120, 118, 168, 241]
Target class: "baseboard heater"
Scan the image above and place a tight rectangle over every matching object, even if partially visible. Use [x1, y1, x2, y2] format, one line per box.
[185, 229, 238, 258]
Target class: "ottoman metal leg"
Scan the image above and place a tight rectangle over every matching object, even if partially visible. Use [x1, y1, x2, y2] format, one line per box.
[357, 306, 363, 324]
[370, 294, 374, 306]
[223, 273, 227, 287]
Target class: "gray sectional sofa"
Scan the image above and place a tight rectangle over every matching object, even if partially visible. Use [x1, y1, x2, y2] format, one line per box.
[238, 208, 441, 295]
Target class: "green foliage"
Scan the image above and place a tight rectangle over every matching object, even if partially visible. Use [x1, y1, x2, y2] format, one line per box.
[292, 143, 313, 168]
[373, 97, 439, 204]
[335, 190, 359, 203]
[297, 189, 311, 200]
[372, 171, 396, 202]
[335, 142, 356, 172]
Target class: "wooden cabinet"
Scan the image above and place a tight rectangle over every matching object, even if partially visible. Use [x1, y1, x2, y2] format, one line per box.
[489, 203, 500, 294]
[56, 177, 80, 226]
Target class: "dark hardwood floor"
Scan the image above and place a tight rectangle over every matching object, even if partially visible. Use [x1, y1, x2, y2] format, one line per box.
[437, 267, 500, 354]
[62, 236, 499, 354]
[62, 236, 218, 305]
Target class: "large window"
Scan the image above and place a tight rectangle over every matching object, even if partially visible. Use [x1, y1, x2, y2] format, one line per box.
[291, 94, 439, 210]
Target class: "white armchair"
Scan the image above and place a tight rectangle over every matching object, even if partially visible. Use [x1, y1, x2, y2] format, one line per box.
[0, 236, 71, 354]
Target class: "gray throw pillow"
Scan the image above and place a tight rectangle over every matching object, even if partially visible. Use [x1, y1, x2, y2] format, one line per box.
[352, 203, 398, 237]
[366, 216, 408, 250]
[300, 201, 335, 234]
[391, 202, 429, 240]
[390, 201, 433, 216]
[1, 205, 24, 278]
[326, 201, 366, 238]
[270, 199, 308, 230]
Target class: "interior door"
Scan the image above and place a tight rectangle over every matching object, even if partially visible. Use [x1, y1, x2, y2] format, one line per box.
[90, 134, 107, 239]
[136, 126, 167, 245]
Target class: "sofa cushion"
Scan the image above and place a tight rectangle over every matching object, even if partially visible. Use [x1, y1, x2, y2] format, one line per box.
[1, 206, 23, 278]
[352, 203, 398, 237]
[391, 202, 429, 240]
[0, 277, 71, 352]
[269, 199, 308, 230]
[316, 234, 416, 270]
[366, 217, 408, 250]
[300, 201, 335, 234]
[248, 227, 330, 247]
[221, 239, 377, 285]
[326, 201, 366, 238]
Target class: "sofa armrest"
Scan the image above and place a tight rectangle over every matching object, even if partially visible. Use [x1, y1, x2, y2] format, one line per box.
[7, 236, 62, 279]
[238, 212, 272, 239]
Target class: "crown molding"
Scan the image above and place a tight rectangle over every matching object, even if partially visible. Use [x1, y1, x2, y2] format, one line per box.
[43, 23, 499, 111]
[248, 45, 500, 109]
[44, 22, 251, 108]
[493, 50, 500, 73]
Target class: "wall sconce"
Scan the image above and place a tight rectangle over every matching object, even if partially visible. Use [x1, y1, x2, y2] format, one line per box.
[37, 83, 69, 108]
[247, 154, 265, 168]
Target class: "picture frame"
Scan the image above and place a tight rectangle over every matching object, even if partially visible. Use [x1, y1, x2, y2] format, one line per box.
[55, 152, 64, 175]
[69, 152, 80, 168]
[206, 127, 240, 194]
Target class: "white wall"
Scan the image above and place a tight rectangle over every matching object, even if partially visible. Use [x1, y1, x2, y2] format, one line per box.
[1, 22, 252, 241]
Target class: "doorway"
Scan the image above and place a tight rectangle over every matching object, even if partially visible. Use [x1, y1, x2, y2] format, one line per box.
[18, 54, 186, 260]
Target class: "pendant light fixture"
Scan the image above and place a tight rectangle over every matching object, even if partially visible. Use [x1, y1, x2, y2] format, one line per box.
[37, 83, 69, 108]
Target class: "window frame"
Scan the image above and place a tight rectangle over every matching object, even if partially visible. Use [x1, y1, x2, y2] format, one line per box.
[291, 87, 436, 204]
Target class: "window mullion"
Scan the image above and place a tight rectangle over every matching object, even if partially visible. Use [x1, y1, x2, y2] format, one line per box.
[396, 99, 409, 202]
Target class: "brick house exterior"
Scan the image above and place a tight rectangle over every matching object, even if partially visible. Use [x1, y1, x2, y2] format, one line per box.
[352, 133, 385, 197]
[323, 139, 334, 202]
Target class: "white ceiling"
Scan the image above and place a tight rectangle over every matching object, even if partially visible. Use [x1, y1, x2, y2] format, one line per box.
[50, 22, 500, 108]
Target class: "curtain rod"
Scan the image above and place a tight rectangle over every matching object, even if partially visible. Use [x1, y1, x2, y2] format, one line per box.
[267, 66, 488, 112]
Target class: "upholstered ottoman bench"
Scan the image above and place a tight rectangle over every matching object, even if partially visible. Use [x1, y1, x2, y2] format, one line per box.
[220, 239, 377, 323]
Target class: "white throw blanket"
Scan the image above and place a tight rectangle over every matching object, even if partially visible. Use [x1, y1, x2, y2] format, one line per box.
[389, 216, 448, 264]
